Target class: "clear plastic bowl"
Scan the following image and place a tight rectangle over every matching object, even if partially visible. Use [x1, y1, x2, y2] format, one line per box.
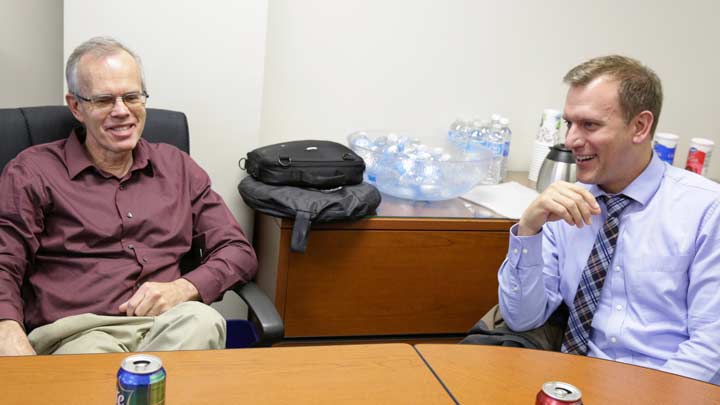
[347, 130, 492, 201]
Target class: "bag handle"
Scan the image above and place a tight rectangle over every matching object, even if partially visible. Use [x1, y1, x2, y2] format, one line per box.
[290, 210, 312, 253]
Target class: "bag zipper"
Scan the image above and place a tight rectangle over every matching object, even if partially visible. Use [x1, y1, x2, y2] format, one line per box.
[276, 160, 363, 166]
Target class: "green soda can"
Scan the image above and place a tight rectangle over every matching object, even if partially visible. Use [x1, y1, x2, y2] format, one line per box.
[116, 354, 166, 405]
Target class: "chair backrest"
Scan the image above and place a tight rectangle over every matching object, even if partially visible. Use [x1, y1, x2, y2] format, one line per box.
[0, 106, 189, 172]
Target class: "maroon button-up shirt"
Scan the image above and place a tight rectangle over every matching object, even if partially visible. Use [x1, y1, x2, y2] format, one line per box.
[0, 130, 257, 331]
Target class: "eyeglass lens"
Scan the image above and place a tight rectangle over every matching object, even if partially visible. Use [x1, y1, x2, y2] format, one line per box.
[90, 93, 147, 109]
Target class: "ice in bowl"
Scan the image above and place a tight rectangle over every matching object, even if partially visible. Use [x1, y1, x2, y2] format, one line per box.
[347, 130, 492, 201]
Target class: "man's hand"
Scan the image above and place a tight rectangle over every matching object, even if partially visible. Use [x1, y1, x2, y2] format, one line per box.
[119, 279, 200, 317]
[518, 181, 601, 236]
[0, 320, 36, 356]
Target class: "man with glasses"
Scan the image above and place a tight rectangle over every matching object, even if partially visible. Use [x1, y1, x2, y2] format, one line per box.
[0, 37, 257, 355]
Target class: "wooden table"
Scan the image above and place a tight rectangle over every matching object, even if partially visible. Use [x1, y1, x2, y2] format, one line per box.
[1, 344, 453, 404]
[254, 174, 531, 342]
[415, 344, 720, 404]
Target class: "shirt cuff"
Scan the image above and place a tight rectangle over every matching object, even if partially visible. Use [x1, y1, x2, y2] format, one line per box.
[182, 270, 222, 304]
[506, 223, 544, 269]
[0, 305, 24, 327]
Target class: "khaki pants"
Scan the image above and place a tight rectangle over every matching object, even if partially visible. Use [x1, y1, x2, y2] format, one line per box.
[28, 301, 226, 355]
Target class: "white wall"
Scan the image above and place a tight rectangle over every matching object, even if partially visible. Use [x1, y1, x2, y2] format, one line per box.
[0, 0, 63, 107]
[63, 0, 268, 318]
[261, 0, 720, 180]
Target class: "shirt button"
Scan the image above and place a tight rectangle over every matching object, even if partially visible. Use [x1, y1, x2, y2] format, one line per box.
[512, 285, 519, 291]
[616, 304, 623, 311]
[522, 248, 528, 254]
[513, 248, 519, 255]
[127, 212, 134, 218]
[119, 185, 125, 190]
[142, 257, 149, 263]
[610, 337, 617, 343]
[615, 266, 621, 272]
[128, 244, 135, 250]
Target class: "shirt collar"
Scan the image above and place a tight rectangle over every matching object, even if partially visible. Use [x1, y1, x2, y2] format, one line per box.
[64, 127, 154, 179]
[587, 151, 665, 207]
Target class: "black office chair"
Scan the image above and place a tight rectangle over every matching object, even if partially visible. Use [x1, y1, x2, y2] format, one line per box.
[0, 106, 283, 347]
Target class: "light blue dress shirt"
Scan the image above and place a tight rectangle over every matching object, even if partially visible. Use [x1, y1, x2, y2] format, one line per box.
[499, 153, 720, 384]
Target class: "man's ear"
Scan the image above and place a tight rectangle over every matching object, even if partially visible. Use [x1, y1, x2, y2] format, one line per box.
[631, 110, 654, 144]
[66, 93, 85, 123]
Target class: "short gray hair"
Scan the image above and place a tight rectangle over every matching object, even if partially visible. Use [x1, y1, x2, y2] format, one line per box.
[66, 36, 146, 94]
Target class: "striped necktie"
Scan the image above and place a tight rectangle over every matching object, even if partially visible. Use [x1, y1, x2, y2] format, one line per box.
[561, 194, 633, 355]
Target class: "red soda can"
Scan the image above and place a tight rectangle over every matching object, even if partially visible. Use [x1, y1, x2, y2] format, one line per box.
[536, 381, 583, 404]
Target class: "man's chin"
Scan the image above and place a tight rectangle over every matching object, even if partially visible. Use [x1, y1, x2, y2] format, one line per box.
[575, 171, 596, 185]
[109, 136, 142, 154]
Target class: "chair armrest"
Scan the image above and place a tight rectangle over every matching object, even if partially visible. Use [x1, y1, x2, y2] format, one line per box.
[233, 281, 284, 347]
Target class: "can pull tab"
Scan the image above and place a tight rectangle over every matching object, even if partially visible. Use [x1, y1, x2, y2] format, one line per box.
[133, 360, 151, 371]
[553, 387, 571, 398]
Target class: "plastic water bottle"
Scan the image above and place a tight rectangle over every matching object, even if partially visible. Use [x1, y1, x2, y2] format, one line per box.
[479, 123, 504, 185]
[499, 117, 512, 181]
[448, 117, 468, 146]
[467, 119, 489, 152]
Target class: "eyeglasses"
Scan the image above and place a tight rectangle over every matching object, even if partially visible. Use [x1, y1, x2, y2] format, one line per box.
[73, 91, 149, 111]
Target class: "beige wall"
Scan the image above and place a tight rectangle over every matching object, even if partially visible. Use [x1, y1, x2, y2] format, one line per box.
[8, 0, 720, 209]
[0, 0, 63, 107]
[261, 0, 720, 180]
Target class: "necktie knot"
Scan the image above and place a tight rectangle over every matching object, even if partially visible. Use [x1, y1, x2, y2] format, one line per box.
[602, 194, 632, 219]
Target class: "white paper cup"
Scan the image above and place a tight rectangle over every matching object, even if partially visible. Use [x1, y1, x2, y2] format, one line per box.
[653, 132, 679, 164]
[685, 137, 714, 176]
[528, 141, 553, 182]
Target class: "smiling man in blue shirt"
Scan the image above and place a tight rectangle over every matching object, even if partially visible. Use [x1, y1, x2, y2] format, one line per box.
[499, 55, 720, 384]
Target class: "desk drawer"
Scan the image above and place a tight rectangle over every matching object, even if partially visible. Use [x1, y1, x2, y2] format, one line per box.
[279, 227, 508, 337]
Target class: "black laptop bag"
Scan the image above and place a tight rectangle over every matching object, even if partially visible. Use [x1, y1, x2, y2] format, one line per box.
[241, 140, 365, 188]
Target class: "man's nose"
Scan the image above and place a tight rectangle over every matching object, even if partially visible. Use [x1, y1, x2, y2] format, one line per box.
[110, 96, 131, 115]
[565, 125, 583, 148]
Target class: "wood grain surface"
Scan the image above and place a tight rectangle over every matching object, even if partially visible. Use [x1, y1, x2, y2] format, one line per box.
[415, 344, 720, 404]
[1, 344, 453, 405]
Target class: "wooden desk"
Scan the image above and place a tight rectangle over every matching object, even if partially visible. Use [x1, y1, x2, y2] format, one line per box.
[1, 344, 453, 404]
[415, 344, 720, 404]
[255, 194, 515, 341]
[254, 173, 534, 342]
